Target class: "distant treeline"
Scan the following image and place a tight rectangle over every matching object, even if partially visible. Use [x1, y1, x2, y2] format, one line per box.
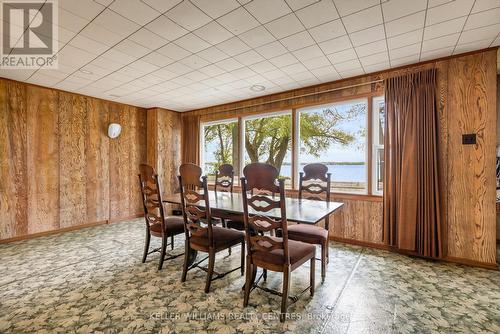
[282, 162, 365, 166]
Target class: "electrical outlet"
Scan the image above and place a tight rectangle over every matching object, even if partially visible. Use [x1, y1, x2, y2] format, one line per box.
[462, 133, 476, 145]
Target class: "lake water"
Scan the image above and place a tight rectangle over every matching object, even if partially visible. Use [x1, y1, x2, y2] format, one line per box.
[280, 164, 366, 182]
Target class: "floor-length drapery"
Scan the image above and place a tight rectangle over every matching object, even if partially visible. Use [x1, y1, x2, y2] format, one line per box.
[182, 114, 200, 164]
[383, 69, 442, 258]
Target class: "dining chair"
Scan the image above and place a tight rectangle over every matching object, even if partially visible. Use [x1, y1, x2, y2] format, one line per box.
[241, 163, 316, 322]
[214, 163, 234, 193]
[288, 163, 331, 282]
[178, 163, 245, 293]
[138, 164, 185, 270]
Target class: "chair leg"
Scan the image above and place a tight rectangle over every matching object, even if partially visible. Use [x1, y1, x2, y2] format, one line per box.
[263, 269, 267, 282]
[280, 267, 290, 323]
[204, 248, 216, 293]
[243, 257, 255, 307]
[170, 235, 174, 250]
[240, 241, 245, 276]
[181, 240, 190, 282]
[321, 243, 327, 283]
[158, 235, 168, 270]
[142, 230, 151, 263]
[310, 257, 315, 296]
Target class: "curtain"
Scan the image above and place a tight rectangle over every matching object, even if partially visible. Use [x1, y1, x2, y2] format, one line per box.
[383, 69, 442, 258]
[182, 114, 200, 164]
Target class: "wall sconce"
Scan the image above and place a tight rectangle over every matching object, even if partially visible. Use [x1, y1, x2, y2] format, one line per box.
[108, 123, 122, 139]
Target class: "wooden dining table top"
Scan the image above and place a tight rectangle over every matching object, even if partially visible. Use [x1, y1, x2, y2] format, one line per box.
[163, 190, 344, 225]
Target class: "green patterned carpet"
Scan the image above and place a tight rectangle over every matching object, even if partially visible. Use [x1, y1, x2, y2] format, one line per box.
[0, 219, 499, 333]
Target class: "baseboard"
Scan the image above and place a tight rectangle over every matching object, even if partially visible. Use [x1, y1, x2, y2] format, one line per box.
[0, 220, 107, 244]
[108, 213, 143, 224]
[0, 213, 144, 244]
[330, 236, 498, 270]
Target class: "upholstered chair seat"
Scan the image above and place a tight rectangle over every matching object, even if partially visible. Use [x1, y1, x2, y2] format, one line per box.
[149, 216, 185, 237]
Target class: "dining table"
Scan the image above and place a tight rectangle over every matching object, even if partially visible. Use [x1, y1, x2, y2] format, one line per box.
[163, 190, 344, 266]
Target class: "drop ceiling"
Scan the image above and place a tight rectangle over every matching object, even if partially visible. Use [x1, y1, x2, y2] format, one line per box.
[0, 0, 499, 112]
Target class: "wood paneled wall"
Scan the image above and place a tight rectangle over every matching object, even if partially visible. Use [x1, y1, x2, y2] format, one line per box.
[183, 49, 498, 266]
[146, 108, 182, 198]
[0, 79, 148, 241]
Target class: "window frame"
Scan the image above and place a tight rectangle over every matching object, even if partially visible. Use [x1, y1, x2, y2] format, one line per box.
[372, 96, 385, 196]
[198, 96, 384, 198]
[297, 98, 370, 195]
[200, 117, 239, 178]
[241, 110, 293, 187]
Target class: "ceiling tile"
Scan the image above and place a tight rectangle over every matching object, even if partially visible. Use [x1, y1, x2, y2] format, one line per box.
[80, 23, 123, 46]
[142, 52, 175, 67]
[165, 0, 212, 30]
[349, 24, 385, 46]
[464, 7, 500, 30]
[281, 63, 308, 75]
[309, 19, 346, 43]
[114, 39, 151, 58]
[342, 5, 383, 33]
[382, 0, 427, 21]
[91, 9, 140, 37]
[69, 34, 109, 55]
[61, 0, 105, 21]
[234, 50, 265, 65]
[355, 40, 387, 57]
[231, 67, 257, 79]
[145, 16, 188, 41]
[334, 59, 362, 71]
[385, 12, 425, 38]
[423, 17, 466, 40]
[239, 26, 276, 48]
[255, 41, 288, 59]
[296, 0, 339, 28]
[217, 7, 260, 34]
[174, 33, 210, 53]
[245, 0, 291, 24]
[359, 51, 389, 66]
[199, 64, 226, 76]
[285, 0, 321, 11]
[363, 61, 390, 73]
[197, 46, 230, 62]
[194, 21, 233, 45]
[280, 31, 315, 51]
[426, 0, 474, 25]
[459, 24, 500, 44]
[191, 0, 241, 18]
[269, 53, 299, 67]
[420, 46, 454, 61]
[333, 0, 379, 17]
[142, 0, 182, 13]
[179, 54, 211, 69]
[265, 14, 305, 39]
[157, 43, 191, 60]
[128, 28, 169, 50]
[302, 55, 331, 69]
[387, 29, 423, 49]
[422, 33, 460, 52]
[292, 45, 324, 62]
[327, 48, 357, 64]
[471, 0, 500, 13]
[389, 43, 421, 59]
[391, 54, 420, 66]
[163, 62, 192, 75]
[216, 37, 251, 56]
[58, 9, 93, 34]
[109, 0, 160, 25]
[249, 60, 278, 73]
[216, 58, 245, 71]
[319, 35, 352, 54]
[454, 38, 494, 54]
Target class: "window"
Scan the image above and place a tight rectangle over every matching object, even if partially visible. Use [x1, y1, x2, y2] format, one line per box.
[372, 96, 385, 195]
[298, 100, 368, 194]
[243, 112, 292, 186]
[200, 119, 239, 181]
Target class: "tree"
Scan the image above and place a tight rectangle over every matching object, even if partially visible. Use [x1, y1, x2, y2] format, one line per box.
[204, 103, 366, 173]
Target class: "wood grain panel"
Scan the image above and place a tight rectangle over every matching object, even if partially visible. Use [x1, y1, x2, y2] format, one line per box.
[58, 92, 88, 228]
[446, 50, 497, 264]
[26, 85, 60, 234]
[86, 98, 110, 223]
[330, 199, 384, 245]
[0, 80, 28, 239]
[128, 106, 147, 215]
